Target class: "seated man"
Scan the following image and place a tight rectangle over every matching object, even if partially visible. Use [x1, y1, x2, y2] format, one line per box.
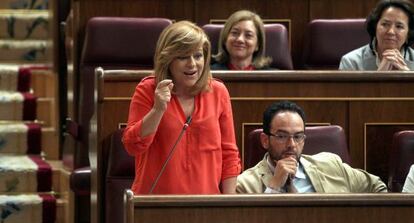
[237, 101, 387, 193]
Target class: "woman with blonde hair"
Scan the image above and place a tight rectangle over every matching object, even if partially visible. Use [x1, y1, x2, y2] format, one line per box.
[212, 10, 272, 70]
[122, 21, 241, 194]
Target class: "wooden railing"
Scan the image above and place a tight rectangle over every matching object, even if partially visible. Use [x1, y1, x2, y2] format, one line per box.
[124, 189, 414, 223]
[97, 69, 414, 182]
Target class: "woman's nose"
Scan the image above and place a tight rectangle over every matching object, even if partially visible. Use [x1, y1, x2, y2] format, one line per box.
[235, 33, 244, 42]
[387, 26, 396, 34]
[187, 56, 196, 67]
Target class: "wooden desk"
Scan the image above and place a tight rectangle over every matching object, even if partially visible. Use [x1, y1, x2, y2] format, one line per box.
[98, 69, 414, 182]
[124, 190, 414, 223]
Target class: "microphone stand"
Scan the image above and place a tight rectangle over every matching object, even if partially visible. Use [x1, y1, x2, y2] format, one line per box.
[149, 116, 192, 194]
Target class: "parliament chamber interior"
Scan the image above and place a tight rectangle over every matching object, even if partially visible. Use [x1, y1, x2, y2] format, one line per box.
[0, 0, 414, 223]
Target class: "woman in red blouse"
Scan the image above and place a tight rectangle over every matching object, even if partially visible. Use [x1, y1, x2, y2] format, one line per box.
[122, 21, 241, 194]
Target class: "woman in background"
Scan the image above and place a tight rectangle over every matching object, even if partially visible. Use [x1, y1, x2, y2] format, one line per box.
[340, 0, 414, 70]
[211, 10, 272, 70]
[122, 21, 241, 194]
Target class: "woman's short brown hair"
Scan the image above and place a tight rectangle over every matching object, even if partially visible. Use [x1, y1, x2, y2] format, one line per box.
[154, 21, 212, 95]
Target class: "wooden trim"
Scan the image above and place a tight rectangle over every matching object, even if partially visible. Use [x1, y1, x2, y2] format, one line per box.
[363, 123, 414, 169]
[130, 194, 414, 207]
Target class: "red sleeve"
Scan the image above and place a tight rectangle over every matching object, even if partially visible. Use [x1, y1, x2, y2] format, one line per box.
[216, 81, 241, 180]
[122, 77, 157, 156]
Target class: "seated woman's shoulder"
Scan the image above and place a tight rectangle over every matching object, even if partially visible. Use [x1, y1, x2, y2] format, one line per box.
[406, 46, 414, 60]
[342, 44, 370, 58]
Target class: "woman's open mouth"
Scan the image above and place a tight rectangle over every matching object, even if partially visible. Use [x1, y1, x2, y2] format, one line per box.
[184, 70, 197, 76]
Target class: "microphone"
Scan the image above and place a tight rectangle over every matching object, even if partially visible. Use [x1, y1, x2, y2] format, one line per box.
[148, 116, 192, 194]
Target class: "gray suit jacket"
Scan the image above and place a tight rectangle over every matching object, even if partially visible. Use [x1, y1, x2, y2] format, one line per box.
[236, 152, 387, 193]
[339, 44, 414, 70]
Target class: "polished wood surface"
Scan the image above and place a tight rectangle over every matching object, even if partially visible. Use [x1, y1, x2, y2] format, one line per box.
[124, 191, 414, 223]
[98, 70, 414, 183]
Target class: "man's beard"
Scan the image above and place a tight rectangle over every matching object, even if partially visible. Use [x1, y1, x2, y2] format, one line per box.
[269, 149, 300, 162]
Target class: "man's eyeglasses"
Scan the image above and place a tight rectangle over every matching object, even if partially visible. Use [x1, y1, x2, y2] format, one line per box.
[267, 132, 306, 144]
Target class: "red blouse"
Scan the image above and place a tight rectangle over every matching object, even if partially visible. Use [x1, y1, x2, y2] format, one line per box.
[122, 76, 241, 194]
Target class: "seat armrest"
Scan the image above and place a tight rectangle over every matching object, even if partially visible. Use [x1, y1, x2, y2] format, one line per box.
[70, 167, 91, 195]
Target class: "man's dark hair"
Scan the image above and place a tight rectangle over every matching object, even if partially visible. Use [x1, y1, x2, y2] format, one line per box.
[366, 0, 414, 52]
[262, 101, 306, 135]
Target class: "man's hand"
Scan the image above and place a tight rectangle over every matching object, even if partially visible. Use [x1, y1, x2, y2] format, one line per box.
[268, 156, 297, 190]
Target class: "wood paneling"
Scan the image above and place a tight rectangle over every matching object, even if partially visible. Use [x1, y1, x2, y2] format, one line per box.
[232, 100, 347, 161]
[125, 193, 414, 223]
[349, 101, 414, 170]
[97, 69, 414, 223]
[365, 124, 414, 183]
[100, 99, 129, 142]
[309, 0, 377, 19]
[97, 70, 414, 176]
